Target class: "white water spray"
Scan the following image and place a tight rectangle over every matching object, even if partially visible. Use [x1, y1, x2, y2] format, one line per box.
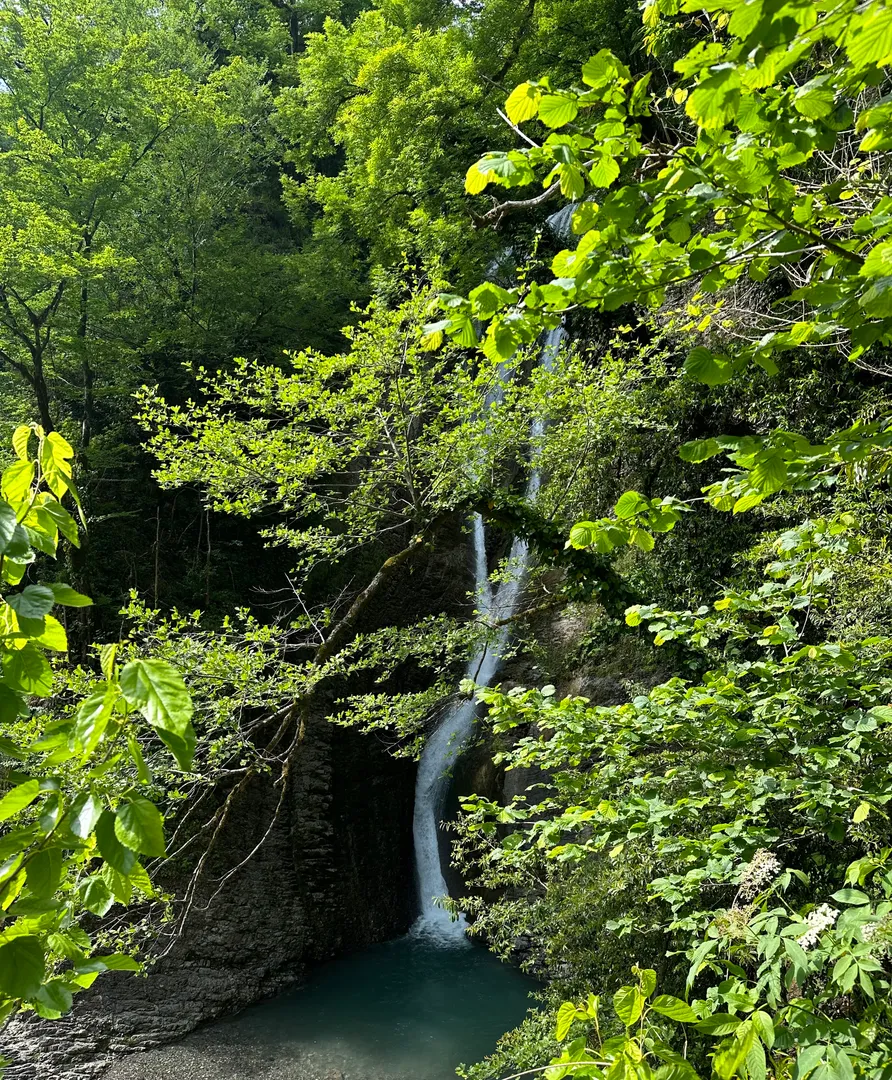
[411, 326, 565, 943]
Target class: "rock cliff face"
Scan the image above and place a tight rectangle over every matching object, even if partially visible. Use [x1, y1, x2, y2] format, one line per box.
[0, 712, 416, 1080]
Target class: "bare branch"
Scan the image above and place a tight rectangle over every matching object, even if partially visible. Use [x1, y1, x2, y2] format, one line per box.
[473, 180, 562, 230]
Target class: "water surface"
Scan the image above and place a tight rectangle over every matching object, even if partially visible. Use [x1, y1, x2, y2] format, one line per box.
[110, 933, 537, 1080]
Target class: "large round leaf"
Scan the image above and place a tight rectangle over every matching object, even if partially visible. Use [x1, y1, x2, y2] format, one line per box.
[114, 798, 166, 858]
[0, 935, 45, 999]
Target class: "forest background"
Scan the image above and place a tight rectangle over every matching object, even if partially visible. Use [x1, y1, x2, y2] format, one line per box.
[2, 2, 892, 1080]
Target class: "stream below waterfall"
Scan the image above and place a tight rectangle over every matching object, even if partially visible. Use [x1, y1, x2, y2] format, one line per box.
[108, 934, 537, 1080]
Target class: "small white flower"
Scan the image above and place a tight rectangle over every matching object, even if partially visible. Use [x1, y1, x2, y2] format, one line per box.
[739, 849, 782, 899]
[797, 904, 839, 951]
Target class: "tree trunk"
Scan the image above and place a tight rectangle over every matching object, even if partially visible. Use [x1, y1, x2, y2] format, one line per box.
[31, 349, 54, 433]
[79, 280, 93, 448]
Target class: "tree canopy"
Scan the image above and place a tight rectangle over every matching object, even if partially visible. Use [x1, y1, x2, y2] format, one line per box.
[10, 2, 892, 1080]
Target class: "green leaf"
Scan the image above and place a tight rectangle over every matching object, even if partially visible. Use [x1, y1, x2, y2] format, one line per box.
[468, 283, 512, 320]
[613, 985, 644, 1026]
[539, 95, 578, 128]
[48, 927, 90, 960]
[684, 347, 733, 387]
[47, 583, 91, 607]
[746, 1039, 766, 1080]
[713, 1024, 754, 1080]
[0, 500, 17, 555]
[679, 438, 722, 463]
[34, 979, 73, 1018]
[588, 153, 620, 188]
[66, 793, 102, 839]
[556, 1000, 577, 1041]
[568, 521, 597, 548]
[637, 968, 656, 997]
[100, 644, 118, 682]
[3, 523, 32, 563]
[38, 793, 62, 834]
[686, 937, 717, 992]
[847, 7, 892, 69]
[828, 1048, 855, 1080]
[582, 50, 628, 89]
[95, 811, 137, 875]
[4, 645, 53, 697]
[0, 685, 27, 728]
[70, 688, 116, 756]
[793, 80, 835, 120]
[629, 71, 652, 115]
[155, 726, 197, 774]
[78, 876, 114, 916]
[126, 733, 152, 784]
[750, 452, 788, 494]
[7, 585, 54, 619]
[859, 275, 892, 317]
[465, 163, 489, 196]
[102, 863, 133, 905]
[25, 848, 62, 898]
[0, 733, 26, 759]
[1, 460, 34, 509]
[732, 491, 765, 514]
[650, 995, 698, 1022]
[861, 241, 892, 278]
[655, 1066, 699, 1080]
[0, 852, 23, 887]
[783, 936, 811, 981]
[0, 935, 44, 999]
[792, 1044, 825, 1080]
[750, 1011, 774, 1049]
[631, 527, 655, 552]
[558, 164, 585, 200]
[696, 1013, 742, 1036]
[448, 315, 478, 348]
[830, 888, 870, 905]
[93, 953, 140, 971]
[852, 801, 872, 823]
[34, 616, 67, 652]
[615, 491, 646, 519]
[114, 798, 166, 858]
[11, 426, 31, 462]
[505, 82, 541, 124]
[39, 500, 78, 547]
[728, 0, 763, 37]
[0, 779, 40, 821]
[686, 68, 741, 131]
[119, 659, 193, 737]
[474, 153, 522, 184]
[128, 860, 154, 899]
[39, 432, 75, 501]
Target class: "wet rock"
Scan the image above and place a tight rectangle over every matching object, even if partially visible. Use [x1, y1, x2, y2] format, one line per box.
[1, 713, 417, 1079]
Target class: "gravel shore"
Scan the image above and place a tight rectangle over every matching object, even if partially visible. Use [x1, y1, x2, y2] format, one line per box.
[106, 1033, 353, 1080]
[105, 1023, 394, 1080]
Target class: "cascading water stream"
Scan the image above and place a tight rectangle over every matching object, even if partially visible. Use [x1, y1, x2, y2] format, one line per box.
[411, 325, 566, 943]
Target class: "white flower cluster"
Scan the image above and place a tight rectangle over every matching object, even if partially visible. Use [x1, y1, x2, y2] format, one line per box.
[862, 915, 890, 945]
[797, 904, 839, 950]
[739, 849, 782, 899]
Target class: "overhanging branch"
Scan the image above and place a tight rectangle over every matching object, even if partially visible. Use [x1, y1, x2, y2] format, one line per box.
[472, 180, 562, 230]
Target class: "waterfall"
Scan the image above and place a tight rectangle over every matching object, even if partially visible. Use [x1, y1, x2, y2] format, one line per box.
[411, 325, 566, 943]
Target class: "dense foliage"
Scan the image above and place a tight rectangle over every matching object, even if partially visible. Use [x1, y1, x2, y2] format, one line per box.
[8, 1, 892, 1080]
[0, 426, 194, 1032]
